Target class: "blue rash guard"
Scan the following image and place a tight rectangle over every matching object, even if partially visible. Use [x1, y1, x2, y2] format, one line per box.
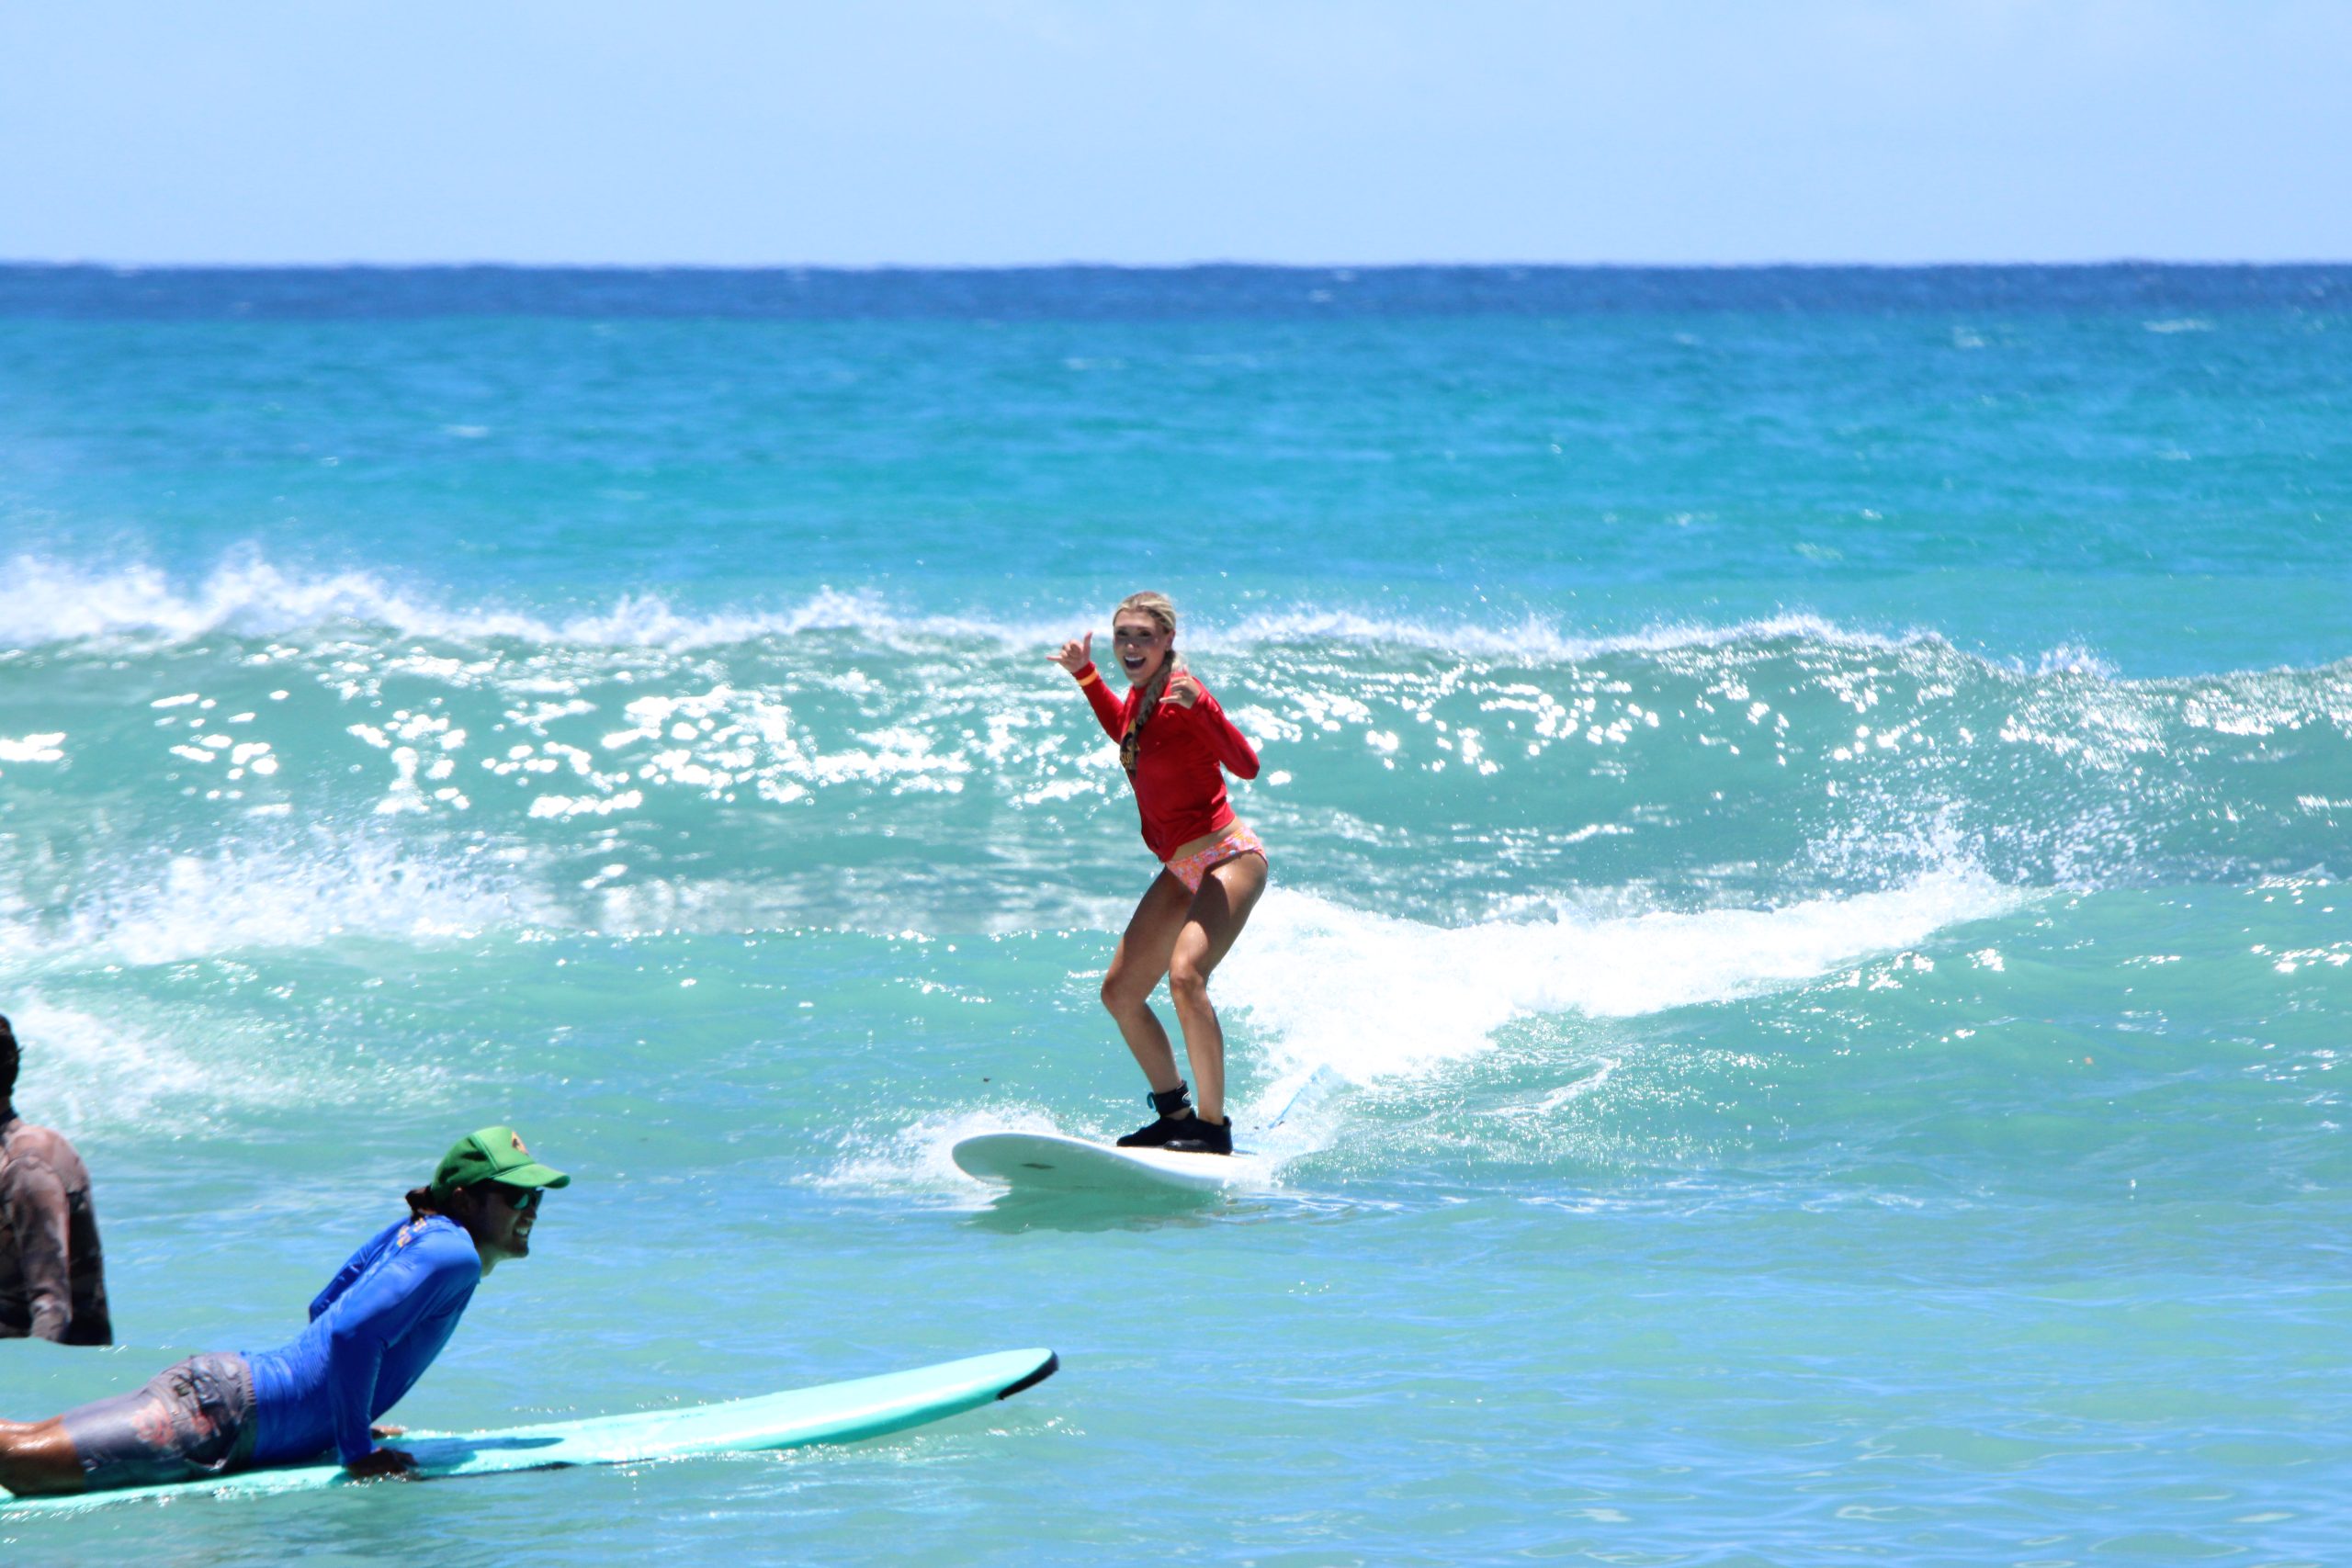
[243, 1215, 481, 1466]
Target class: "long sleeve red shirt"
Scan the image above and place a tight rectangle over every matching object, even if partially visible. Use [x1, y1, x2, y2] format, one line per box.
[1071, 663, 1261, 861]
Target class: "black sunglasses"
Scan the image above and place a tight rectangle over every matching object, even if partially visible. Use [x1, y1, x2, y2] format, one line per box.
[489, 1184, 544, 1214]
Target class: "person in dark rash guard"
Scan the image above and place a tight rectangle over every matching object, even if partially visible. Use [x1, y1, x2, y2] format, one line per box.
[0, 1015, 112, 1346]
[1050, 592, 1267, 1156]
[0, 1126, 567, 1498]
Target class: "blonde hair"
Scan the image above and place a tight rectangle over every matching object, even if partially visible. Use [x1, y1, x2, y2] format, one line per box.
[1114, 591, 1178, 639]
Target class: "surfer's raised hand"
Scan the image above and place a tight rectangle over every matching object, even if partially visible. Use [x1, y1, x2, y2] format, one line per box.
[1051, 632, 1094, 674]
[1165, 670, 1202, 709]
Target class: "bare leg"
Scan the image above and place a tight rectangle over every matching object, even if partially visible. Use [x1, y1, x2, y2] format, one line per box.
[0, 1417, 86, 1497]
[1165, 852, 1269, 1125]
[1100, 870, 1198, 1095]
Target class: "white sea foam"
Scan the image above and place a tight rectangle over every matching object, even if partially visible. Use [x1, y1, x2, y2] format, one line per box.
[1, 555, 2172, 710]
[1216, 866, 2028, 1087]
[0, 552, 1111, 657]
[815, 1102, 1071, 1201]
[3, 997, 448, 1135]
[832, 863, 2029, 1193]
[0, 554, 939, 651]
[0, 833, 553, 968]
[2033, 644, 2122, 679]
[0, 1000, 213, 1134]
[3, 552, 1983, 670]
[1204, 606, 1942, 662]
[0, 556, 503, 646]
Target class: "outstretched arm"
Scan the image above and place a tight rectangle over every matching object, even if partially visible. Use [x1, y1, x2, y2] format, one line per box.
[1051, 631, 1125, 739]
[323, 1238, 475, 1469]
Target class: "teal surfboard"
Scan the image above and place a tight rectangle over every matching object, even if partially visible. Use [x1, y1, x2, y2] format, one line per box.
[2, 1347, 1057, 1516]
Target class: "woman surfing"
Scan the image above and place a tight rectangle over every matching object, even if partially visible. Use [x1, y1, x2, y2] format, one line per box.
[1051, 592, 1267, 1155]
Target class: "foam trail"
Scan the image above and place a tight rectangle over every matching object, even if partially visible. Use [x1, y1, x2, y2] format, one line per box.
[817, 1103, 1070, 1200]
[1261, 1064, 1345, 1131]
[840, 871, 2026, 1191]
[1217, 867, 2028, 1089]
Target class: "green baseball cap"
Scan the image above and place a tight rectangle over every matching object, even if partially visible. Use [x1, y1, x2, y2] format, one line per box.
[429, 1125, 571, 1201]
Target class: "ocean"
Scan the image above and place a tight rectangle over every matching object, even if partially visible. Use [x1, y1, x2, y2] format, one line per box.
[0, 264, 2346, 1565]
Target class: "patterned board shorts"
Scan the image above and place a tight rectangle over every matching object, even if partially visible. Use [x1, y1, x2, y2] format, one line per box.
[58, 1352, 258, 1492]
[1164, 822, 1269, 895]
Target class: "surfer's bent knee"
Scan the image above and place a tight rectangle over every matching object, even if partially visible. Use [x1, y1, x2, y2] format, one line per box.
[1101, 964, 1150, 1014]
[1166, 964, 1211, 1008]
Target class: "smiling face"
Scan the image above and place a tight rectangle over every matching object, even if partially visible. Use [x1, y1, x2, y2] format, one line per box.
[1112, 615, 1171, 686]
[451, 1181, 543, 1274]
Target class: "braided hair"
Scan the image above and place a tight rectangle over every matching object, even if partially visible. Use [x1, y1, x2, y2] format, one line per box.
[1114, 592, 1181, 776]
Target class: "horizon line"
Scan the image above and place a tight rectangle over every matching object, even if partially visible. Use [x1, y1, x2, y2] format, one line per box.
[6, 257, 2350, 275]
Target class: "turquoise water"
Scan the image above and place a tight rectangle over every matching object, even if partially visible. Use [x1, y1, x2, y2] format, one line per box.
[1, 266, 2347, 1564]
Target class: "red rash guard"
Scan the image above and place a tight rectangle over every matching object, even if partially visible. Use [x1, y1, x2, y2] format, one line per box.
[1071, 663, 1261, 861]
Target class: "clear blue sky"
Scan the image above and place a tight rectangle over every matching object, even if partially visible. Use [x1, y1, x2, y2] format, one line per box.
[3, 0, 2346, 266]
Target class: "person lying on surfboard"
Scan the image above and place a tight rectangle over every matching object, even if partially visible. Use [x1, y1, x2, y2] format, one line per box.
[0, 1126, 567, 1498]
[1051, 591, 1267, 1156]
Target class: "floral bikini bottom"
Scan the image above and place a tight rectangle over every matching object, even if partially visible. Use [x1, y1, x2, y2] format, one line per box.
[1164, 822, 1269, 895]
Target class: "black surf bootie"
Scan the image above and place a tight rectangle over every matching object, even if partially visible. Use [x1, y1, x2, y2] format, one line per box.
[1116, 1083, 1194, 1147]
[1164, 1114, 1233, 1156]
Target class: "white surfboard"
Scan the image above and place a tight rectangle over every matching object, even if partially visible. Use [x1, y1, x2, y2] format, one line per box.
[952, 1131, 1262, 1195]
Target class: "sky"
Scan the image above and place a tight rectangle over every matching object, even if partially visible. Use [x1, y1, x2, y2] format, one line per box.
[1, 0, 2347, 267]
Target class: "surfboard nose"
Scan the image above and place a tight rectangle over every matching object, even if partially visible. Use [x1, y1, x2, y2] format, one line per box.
[996, 1351, 1060, 1400]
